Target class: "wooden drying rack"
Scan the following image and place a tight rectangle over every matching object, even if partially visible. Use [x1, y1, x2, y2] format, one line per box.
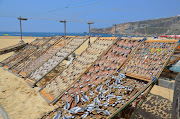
[52, 38, 145, 105]
[23, 36, 78, 86]
[2, 37, 52, 70]
[0, 42, 28, 55]
[37, 38, 179, 119]
[10, 36, 63, 74]
[40, 37, 119, 104]
[19, 36, 72, 78]
[120, 39, 180, 82]
[108, 39, 180, 118]
[30, 36, 89, 86]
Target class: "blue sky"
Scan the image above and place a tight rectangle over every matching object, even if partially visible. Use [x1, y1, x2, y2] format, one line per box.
[0, 0, 180, 33]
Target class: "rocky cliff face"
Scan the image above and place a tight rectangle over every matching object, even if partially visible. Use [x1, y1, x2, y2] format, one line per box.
[91, 16, 180, 35]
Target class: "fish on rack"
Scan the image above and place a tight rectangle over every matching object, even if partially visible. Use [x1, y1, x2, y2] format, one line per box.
[40, 73, 146, 119]
[26, 37, 88, 84]
[54, 39, 142, 106]
[40, 38, 116, 102]
[19, 36, 73, 77]
[121, 40, 179, 81]
[39, 39, 179, 119]
[0, 38, 44, 68]
[9, 36, 63, 74]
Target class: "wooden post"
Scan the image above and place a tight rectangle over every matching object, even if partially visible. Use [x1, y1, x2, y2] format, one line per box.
[18, 16, 27, 43]
[88, 22, 94, 47]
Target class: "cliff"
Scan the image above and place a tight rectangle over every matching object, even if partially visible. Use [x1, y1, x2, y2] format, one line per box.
[91, 16, 180, 35]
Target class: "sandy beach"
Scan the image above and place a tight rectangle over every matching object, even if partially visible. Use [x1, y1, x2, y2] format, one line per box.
[0, 36, 42, 61]
[0, 36, 56, 119]
[0, 36, 175, 119]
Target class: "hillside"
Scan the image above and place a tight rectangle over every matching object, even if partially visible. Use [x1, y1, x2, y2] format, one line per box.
[91, 16, 180, 35]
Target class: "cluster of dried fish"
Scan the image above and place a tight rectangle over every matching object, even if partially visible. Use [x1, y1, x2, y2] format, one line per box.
[9, 37, 62, 74]
[36, 63, 66, 88]
[122, 42, 177, 79]
[54, 39, 141, 105]
[27, 37, 87, 82]
[40, 73, 146, 119]
[1, 38, 49, 68]
[40, 39, 180, 118]
[41, 38, 115, 100]
[19, 37, 72, 77]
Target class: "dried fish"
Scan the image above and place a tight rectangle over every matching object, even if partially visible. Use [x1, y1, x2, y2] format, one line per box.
[93, 97, 101, 105]
[89, 90, 94, 96]
[64, 101, 70, 110]
[106, 94, 115, 99]
[102, 102, 109, 107]
[96, 85, 103, 92]
[69, 106, 82, 114]
[81, 112, 89, 118]
[62, 115, 72, 119]
[81, 93, 89, 102]
[75, 92, 79, 105]
[104, 110, 110, 116]
[53, 110, 62, 119]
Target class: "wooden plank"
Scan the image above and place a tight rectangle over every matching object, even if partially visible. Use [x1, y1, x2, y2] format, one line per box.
[146, 39, 179, 42]
[175, 51, 180, 53]
[19, 71, 27, 78]
[0, 43, 28, 55]
[173, 55, 180, 58]
[125, 72, 151, 82]
[3, 66, 9, 69]
[167, 57, 180, 66]
[39, 90, 54, 102]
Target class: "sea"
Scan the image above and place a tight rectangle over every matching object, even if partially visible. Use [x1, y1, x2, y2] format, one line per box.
[0, 31, 123, 37]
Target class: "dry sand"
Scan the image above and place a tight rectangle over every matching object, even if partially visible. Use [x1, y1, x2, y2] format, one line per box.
[74, 37, 97, 55]
[0, 68, 56, 119]
[0, 36, 175, 119]
[0, 36, 56, 119]
[0, 36, 42, 61]
[150, 85, 174, 102]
